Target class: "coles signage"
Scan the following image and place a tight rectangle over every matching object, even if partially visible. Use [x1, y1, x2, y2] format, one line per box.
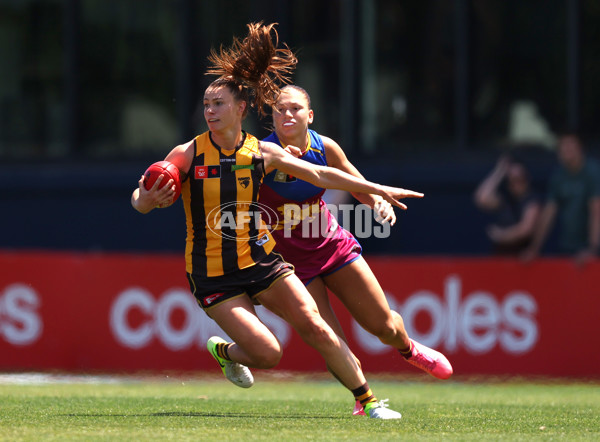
[0, 251, 597, 377]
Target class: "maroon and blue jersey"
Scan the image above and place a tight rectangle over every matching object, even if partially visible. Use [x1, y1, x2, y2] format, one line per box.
[259, 129, 362, 284]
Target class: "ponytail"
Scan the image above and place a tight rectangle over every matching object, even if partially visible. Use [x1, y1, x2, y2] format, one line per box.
[206, 22, 297, 117]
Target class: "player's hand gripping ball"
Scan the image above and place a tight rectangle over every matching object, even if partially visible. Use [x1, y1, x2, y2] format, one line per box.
[143, 161, 181, 208]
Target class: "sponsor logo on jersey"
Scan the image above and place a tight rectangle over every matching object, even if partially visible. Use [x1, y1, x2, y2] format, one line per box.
[231, 164, 255, 171]
[195, 165, 221, 179]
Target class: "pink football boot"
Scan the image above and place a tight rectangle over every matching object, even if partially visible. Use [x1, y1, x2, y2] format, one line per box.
[405, 339, 453, 380]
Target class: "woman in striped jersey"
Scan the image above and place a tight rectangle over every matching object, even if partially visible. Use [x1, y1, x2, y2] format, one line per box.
[131, 22, 422, 419]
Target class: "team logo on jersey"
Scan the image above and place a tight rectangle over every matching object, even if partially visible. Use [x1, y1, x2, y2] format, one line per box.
[274, 170, 296, 183]
[238, 177, 250, 189]
[195, 165, 221, 179]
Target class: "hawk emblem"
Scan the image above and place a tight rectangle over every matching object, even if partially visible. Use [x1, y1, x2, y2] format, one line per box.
[238, 177, 250, 189]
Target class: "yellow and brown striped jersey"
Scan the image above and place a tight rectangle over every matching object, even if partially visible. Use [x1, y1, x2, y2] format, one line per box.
[181, 131, 274, 277]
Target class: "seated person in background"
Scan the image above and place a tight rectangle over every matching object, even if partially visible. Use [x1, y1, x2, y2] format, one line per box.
[474, 154, 541, 255]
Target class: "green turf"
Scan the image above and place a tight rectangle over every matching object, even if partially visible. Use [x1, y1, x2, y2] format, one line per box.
[0, 376, 598, 441]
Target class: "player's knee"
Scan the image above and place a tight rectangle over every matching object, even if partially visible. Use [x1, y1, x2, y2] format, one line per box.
[370, 319, 397, 344]
[296, 316, 334, 349]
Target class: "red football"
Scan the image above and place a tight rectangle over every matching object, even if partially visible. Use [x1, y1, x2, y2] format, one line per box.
[143, 161, 182, 208]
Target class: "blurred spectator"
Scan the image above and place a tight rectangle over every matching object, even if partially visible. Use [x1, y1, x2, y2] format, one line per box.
[522, 133, 600, 266]
[474, 154, 541, 255]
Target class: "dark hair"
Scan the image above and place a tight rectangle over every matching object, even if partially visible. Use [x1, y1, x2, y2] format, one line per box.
[206, 22, 297, 118]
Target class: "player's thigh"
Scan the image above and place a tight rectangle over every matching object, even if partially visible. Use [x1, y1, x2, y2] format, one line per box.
[257, 273, 323, 331]
[207, 295, 280, 352]
[306, 277, 347, 341]
[322, 257, 393, 326]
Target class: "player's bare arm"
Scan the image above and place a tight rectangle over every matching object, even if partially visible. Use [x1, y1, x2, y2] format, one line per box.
[164, 140, 195, 181]
[131, 141, 193, 214]
[260, 140, 423, 210]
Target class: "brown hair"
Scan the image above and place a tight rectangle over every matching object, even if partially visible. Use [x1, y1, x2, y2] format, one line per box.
[206, 22, 297, 118]
[280, 85, 312, 109]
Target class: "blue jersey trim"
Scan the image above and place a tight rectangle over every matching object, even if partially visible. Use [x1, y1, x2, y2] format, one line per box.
[262, 130, 328, 202]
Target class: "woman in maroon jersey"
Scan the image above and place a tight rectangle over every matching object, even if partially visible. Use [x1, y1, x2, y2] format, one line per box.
[259, 85, 453, 413]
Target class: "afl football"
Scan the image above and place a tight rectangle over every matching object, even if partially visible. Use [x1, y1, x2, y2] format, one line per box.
[143, 161, 181, 208]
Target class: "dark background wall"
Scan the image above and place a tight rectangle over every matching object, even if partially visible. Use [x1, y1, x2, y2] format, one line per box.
[1, 0, 594, 256]
[0, 149, 562, 255]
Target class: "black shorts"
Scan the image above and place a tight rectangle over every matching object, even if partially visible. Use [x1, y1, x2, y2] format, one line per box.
[187, 252, 295, 311]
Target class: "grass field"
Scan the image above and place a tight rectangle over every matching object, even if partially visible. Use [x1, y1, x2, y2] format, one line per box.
[0, 373, 599, 441]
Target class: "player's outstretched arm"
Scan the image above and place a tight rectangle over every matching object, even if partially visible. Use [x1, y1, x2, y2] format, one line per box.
[260, 141, 423, 210]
